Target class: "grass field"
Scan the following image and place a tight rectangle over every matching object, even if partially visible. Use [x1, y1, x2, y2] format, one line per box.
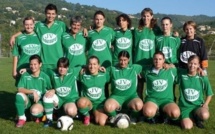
[0, 58, 215, 134]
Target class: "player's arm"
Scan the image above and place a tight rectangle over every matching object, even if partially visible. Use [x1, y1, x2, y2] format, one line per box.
[18, 87, 39, 103]
[9, 31, 22, 47]
[12, 56, 18, 79]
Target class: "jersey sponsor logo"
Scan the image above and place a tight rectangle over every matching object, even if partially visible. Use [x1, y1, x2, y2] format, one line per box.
[115, 79, 131, 91]
[152, 79, 168, 92]
[162, 47, 172, 59]
[184, 88, 199, 102]
[56, 87, 71, 97]
[42, 33, 57, 45]
[87, 87, 102, 99]
[28, 89, 42, 99]
[116, 37, 131, 49]
[92, 39, 107, 51]
[69, 43, 84, 55]
[139, 39, 154, 51]
[180, 51, 196, 63]
[23, 44, 41, 55]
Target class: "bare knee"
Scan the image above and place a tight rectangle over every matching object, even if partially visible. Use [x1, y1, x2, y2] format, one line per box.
[77, 98, 88, 108]
[66, 108, 77, 117]
[143, 106, 156, 117]
[200, 112, 210, 120]
[181, 119, 193, 129]
[104, 100, 117, 112]
[130, 101, 143, 111]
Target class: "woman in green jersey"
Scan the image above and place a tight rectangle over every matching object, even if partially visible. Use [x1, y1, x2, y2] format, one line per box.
[43, 57, 80, 127]
[112, 14, 133, 66]
[133, 8, 162, 99]
[178, 55, 213, 129]
[15, 55, 51, 127]
[12, 17, 41, 86]
[77, 56, 109, 126]
[104, 50, 143, 125]
[142, 51, 180, 124]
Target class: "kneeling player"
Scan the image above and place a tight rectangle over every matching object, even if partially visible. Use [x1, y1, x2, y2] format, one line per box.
[77, 56, 109, 126]
[43, 57, 81, 127]
[104, 51, 143, 125]
[15, 55, 52, 127]
[142, 51, 180, 123]
[178, 55, 213, 129]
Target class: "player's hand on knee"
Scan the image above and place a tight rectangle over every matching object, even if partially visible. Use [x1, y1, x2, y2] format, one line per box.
[45, 89, 55, 98]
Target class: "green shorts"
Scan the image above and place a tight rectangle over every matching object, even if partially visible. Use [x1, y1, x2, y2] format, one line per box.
[180, 106, 200, 120]
[145, 97, 174, 109]
[92, 100, 105, 111]
[57, 96, 79, 108]
[26, 97, 43, 109]
[109, 94, 139, 108]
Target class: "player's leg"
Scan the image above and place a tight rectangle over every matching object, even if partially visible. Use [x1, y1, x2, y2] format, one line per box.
[142, 101, 158, 123]
[64, 102, 78, 117]
[194, 106, 209, 128]
[127, 97, 143, 124]
[104, 98, 120, 123]
[43, 94, 59, 127]
[94, 108, 108, 126]
[163, 102, 180, 121]
[181, 118, 193, 129]
[15, 92, 30, 127]
[30, 103, 44, 123]
[77, 97, 92, 126]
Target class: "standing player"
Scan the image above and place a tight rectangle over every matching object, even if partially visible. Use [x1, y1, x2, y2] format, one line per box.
[10, 4, 67, 74]
[43, 57, 81, 127]
[77, 56, 109, 126]
[179, 21, 208, 73]
[133, 8, 162, 99]
[15, 55, 52, 127]
[86, 10, 114, 68]
[104, 51, 143, 125]
[112, 14, 133, 66]
[155, 16, 180, 66]
[178, 55, 213, 129]
[12, 17, 41, 86]
[62, 16, 86, 69]
[142, 51, 180, 123]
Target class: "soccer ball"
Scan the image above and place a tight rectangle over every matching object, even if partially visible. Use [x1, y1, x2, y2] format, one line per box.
[57, 116, 74, 131]
[114, 113, 130, 129]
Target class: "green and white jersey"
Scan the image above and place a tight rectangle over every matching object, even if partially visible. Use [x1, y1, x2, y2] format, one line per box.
[133, 27, 161, 68]
[80, 71, 110, 103]
[12, 32, 41, 71]
[50, 67, 81, 99]
[155, 35, 180, 64]
[86, 26, 114, 68]
[62, 31, 86, 69]
[143, 67, 177, 100]
[35, 20, 67, 69]
[110, 64, 142, 96]
[18, 71, 52, 99]
[178, 69, 213, 108]
[112, 29, 133, 65]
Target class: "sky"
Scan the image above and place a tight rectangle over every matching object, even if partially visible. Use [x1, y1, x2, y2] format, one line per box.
[66, 0, 215, 17]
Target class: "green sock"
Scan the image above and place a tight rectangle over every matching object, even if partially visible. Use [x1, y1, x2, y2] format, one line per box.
[15, 94, 25, 116]
[79, 107, 90, 116]
[43, 101, 54, 120]
[108, 110, 116, 117]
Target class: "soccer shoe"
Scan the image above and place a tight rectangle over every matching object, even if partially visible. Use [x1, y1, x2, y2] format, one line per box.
[130, 117, 137, 125]
[83, 116, 90, 126]
[43, 119, 53, 127]
[109, 116, 116, 124]
[146, 118, 156, 124]
[196, 121, 204, 129]
[41, 115, 47, 122]
[16, 119, 26, 128]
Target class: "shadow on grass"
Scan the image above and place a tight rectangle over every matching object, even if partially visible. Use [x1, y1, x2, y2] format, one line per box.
[0, 91, 16, 121]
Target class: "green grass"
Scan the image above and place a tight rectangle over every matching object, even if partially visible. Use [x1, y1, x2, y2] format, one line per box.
[0, 58, 215, 134]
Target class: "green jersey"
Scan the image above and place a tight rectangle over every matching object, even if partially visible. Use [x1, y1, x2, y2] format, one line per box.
[35, 20, 67, 69]
[87, 26, 114, 68]
[155, 35, 180, 64]
[133, 27, 161, 68]
[62, 32, 86, 69]
[12, 32, 41, 71]
[112, 29, 133, 65]
[50, 67, 80, 99]
[110, 64, 142, 96]
[143, 67, 177, 100]
[18, 71, 52, 99]
[178, 69, 213, 108]
[80, 72, 110, 103]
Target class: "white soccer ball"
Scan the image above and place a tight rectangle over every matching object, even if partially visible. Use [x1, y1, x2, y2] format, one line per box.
[114, 113, 130, 129]
[57, 116, 74, 131]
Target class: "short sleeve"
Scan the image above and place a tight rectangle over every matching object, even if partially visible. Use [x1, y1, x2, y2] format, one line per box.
[202, 76, 214, 96]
